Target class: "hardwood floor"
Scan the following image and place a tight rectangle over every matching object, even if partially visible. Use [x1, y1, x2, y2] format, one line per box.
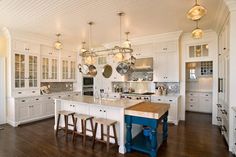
[0, 112, 234, 157]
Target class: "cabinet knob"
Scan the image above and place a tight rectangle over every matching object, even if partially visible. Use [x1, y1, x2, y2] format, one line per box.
[32, 91, 36, 93]
[104, 110, 106, 112]
[48, 97, 51, 99]
[99, 109, 102, 112]
[18, 92, 22, 94]
[169, 100, 173, 102]
[21, 100, 25, 102]
[35, 98, 39, 101]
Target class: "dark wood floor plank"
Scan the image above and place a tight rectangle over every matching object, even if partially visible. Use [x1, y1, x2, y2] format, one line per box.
[0, 112, 234, 157]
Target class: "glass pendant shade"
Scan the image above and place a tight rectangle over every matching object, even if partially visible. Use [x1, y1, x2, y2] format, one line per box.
[84, 56, 95, 65]
[187, 2, 207, 21]
[54, 33, 63, 50]
[114, 52, 124, 62]
[192, 28, 203, 39]
[54, 41, 63, 50]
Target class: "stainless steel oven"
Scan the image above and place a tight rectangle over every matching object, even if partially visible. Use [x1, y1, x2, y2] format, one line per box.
[83, 77, 94, 96]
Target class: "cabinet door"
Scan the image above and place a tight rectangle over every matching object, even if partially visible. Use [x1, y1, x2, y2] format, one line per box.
[28, 55, 39, 88]
[45, 101, 54, 115]
[69, 61, 76, 80]
[166, 52, 179, 82]
[18, 103, 30, 121]
[62, 60, 69, 79]
[75, 103, 90, 115]
[30, 103, 43, 118]
[14, 53, 26, 88]
[51, 58, 58, 80]
[42, 57, 49, 80]
[89, 105, 106, 118]
[156, 52, 168, 82]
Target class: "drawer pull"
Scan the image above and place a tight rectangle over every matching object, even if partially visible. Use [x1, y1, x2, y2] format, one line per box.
[104, 110, 106, 112]
[169, 100, 173, 102]
[158, 99, 161, 101]
[48, 97, 51, 99]
[32, 91, 36, 93]
[18, 92, 22, 94]
[35, 98, 39, 101]
[21, 100, 25, 102]
[68, 95, 71, 97]
[58, 96, 61, 98]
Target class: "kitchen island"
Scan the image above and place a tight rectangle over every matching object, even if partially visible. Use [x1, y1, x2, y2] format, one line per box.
[54, 95, 170, 156]
[54, 95, 143, 154]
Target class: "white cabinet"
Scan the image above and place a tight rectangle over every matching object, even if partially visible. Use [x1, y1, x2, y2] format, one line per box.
[60, 51, 77, 82]
[41, 46, 59, 82]
[155, 51, 179, 82]
[232, 107, 236, 155]
[151, 95, 180, 125]
[17, 98, 43, 122]
[13, 40, 40, 54]
[132, 44, 155, 58]
[13, 40, 40, 97]
[186, 92, 212, 113]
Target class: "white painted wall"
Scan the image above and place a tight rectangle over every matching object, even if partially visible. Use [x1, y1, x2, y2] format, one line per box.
[180, 30, 218, 124]
[0, 57, 6, 124]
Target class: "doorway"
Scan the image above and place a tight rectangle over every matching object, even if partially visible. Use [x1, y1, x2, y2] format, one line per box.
[185, 61, 213, 121]
[0, 57, 6, 125]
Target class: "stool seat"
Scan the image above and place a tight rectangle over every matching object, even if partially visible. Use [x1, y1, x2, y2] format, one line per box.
[93, 118, 117, 126]
[74, 113, 93, 120]
[58, 110, 75, 116]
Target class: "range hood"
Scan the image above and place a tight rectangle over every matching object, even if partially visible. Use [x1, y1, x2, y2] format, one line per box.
[133, 57, 153, 71]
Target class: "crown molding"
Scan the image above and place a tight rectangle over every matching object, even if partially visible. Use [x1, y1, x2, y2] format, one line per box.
[102, 30, 183, 48]
[214, 0, 230, 34]
[224, 0, 236, 12]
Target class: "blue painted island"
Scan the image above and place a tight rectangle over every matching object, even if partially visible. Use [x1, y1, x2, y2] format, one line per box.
[125, 102, 170, 157]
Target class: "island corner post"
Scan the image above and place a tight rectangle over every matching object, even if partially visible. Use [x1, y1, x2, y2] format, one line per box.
[125, 111, 169, 157]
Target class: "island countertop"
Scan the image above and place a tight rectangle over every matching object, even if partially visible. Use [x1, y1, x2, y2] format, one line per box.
[55, 95, 143, 108]
[125, 102, 170, 119]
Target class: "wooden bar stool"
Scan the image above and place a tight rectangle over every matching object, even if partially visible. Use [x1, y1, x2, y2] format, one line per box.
[55, 110, 75, 140]
[72, 113, 94, 146]
[92, 118, 118, 152]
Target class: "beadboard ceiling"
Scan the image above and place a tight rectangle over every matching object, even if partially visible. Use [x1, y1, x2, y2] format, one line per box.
[0, 0, 222, 47]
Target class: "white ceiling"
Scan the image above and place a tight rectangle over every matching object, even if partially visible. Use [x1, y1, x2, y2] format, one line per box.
[0, 0, 222, 47]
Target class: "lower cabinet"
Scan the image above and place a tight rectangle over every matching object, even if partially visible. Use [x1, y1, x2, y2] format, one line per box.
[14, 92, 80, 126]
[232, 107, 236, 155]
[186, 92, 212, 113]
[151, 95, 180, 125]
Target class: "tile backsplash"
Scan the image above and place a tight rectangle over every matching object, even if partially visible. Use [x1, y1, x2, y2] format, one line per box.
[41, 82, 73, 93]
[154, 82, 180, 94]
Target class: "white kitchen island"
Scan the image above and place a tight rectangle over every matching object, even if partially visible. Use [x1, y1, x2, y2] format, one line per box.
[54, 95, 143, 154]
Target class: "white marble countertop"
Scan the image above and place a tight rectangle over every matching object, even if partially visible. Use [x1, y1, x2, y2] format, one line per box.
[55, 95, 143, 108]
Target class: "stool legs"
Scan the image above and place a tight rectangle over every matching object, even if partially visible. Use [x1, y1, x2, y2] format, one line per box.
[64, 115, 68, 140]
[72, 118, 78, 143]
[56, 114, 61, 136]
[112, 124, 118, 145]
[106, 126, 110, 152]
[92, 123, 98, 148]
[83, 120, 87, 146]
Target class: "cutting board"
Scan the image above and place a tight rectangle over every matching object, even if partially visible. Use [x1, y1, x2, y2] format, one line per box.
[125, 102, 170, 119]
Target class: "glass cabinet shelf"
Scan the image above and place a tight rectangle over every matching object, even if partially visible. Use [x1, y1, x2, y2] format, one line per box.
[189, 44, 209, 58]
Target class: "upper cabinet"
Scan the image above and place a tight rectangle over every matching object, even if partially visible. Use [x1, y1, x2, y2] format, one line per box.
[40, 45, 59, 82]
[153, 41, 179, 82]
[219, 19, 229, 55]
[60, 51, 77, 82]
[40, 45, 77, 82]
[13, 40, 40, 97]
[188, 44, 209, 58]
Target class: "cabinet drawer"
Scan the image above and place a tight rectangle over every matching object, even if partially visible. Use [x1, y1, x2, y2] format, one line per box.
[187, 92, 198, 97]
[187, 97, 198, 103]
[151, 97, 165, 103]
[186, 103, 198, 111]
[13, 89, 40, 97]
[199, 93, 212, 98]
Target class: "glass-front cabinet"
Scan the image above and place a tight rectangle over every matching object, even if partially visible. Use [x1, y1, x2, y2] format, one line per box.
[61, 59, 76, 81]
[188, 44, 209, 58]
[41, 57, 58, 82]
[14, 53, 39, 89]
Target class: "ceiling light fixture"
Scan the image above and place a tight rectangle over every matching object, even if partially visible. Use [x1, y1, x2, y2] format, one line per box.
[192, 20, 203, 39]
[54, 33, 63, 50]
[187, 0, 207, 21]
[113, 12, 133, 62]
[81, 22, 96, 65]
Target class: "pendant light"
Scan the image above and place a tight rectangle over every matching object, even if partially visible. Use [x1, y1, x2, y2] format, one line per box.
[187, 0, 207, 21]
[54, 33, 63, 50]
[123, 32, 131, 48]
[192, 20, 203, 39]
[80, 41, 87, 53]
[84, 22, 96, 65]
